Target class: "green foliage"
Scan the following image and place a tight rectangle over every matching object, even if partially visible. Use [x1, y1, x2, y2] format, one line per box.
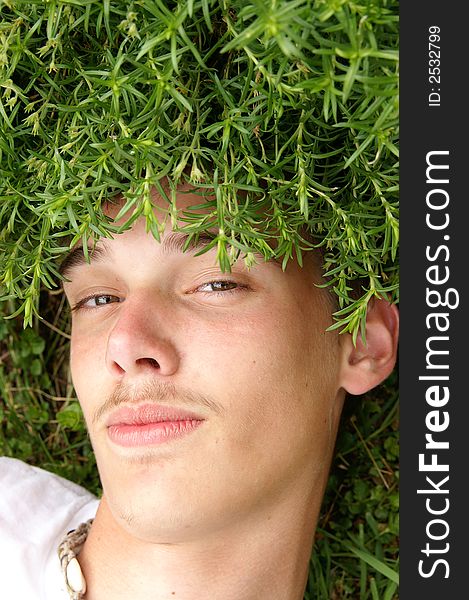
[0, 296, 100, 493]
[309, 373, 399, 598]
[0, 0, 398, 335]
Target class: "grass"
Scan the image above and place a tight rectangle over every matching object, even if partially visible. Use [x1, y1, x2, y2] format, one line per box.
[309, 374, 399, 598]
[0, 290, 398, 599]
[0, 0, 399, 336]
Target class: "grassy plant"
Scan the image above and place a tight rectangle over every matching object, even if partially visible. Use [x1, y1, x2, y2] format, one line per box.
[0, 295, 99, 491]
[309, 372, 399, 598]
[0, 0, 398, 338]
[0, 2, 399, 594]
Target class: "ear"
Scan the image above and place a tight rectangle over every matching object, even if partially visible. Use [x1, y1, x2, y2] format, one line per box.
[338, 299, 399, 396]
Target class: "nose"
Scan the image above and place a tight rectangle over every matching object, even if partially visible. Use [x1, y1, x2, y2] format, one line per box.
[105, 298, 180, 379]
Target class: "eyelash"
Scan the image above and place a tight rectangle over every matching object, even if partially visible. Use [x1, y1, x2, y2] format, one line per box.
[71, 294, 121, 312]
[195, 280, 246, 296]
[71, 280, 247, 312]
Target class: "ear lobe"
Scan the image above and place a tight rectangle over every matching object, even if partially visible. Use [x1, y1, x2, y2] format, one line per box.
[339, 299, 399, 395]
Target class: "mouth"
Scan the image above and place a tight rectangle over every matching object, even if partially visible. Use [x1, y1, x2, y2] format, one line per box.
[106, 404, 205, 448]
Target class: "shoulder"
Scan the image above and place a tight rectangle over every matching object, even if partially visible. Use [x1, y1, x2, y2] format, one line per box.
[0, 457, 99, 598]
[0, 456, 98, 513]
[0, 456, 98, 536]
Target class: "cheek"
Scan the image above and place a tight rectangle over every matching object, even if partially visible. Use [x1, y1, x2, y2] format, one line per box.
[188, 314, 339, 491]
[70, 329, 107, 408]
[187, 304, 337, 423]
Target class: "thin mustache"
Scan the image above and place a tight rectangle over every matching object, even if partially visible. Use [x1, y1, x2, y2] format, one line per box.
[92, 380, 224, 426]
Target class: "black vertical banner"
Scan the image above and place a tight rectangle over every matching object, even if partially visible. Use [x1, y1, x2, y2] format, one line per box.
[401, 3, 468, 598]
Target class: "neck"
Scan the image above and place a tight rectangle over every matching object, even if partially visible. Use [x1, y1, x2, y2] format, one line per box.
[78, 492, 320, 600]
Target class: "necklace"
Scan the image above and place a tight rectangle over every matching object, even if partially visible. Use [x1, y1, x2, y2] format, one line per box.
[58, 519, 93, 599]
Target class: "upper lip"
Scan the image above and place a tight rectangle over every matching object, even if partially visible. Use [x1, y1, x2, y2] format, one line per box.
[106, 404, 205, 427]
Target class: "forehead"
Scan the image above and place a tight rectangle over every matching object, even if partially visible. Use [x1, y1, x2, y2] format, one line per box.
[60, 228, 235, 279]
[60, 186, 211, 276]
[60, 185, 326, 292]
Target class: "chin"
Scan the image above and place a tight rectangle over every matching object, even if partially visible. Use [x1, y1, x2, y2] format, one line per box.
[108, 493, 215, 544]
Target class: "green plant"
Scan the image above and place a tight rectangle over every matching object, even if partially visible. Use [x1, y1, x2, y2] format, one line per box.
[0, 295, 99, 492]
[0, 0, 398, 339]
[309, 373, 399, 598]
[0, 3, 399, 594]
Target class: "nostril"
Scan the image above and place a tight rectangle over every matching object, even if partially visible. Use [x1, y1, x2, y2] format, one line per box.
[136, 357, 160, 369]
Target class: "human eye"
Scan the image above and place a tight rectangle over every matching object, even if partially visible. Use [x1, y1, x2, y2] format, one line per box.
[195, 280, 247, 297]
[71, 294, 122, 312]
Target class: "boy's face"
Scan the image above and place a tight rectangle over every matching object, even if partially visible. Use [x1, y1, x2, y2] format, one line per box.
[63, 188, 347, 543]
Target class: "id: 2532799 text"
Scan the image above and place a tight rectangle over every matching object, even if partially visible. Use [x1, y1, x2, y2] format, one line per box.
[428, 25, 441, 107]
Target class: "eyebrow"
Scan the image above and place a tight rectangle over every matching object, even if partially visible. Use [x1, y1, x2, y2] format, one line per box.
[58, 231, 233, 279]
[59, 245, 109, 279]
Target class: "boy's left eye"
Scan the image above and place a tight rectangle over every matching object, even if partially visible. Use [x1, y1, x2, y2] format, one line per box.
[196, 281, 240, 293]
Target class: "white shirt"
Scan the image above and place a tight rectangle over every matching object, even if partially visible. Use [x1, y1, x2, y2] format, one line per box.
[0, 457, 99, 600]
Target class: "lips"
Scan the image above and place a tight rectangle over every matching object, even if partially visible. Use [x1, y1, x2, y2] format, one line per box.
[106, 404, 204, 447]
